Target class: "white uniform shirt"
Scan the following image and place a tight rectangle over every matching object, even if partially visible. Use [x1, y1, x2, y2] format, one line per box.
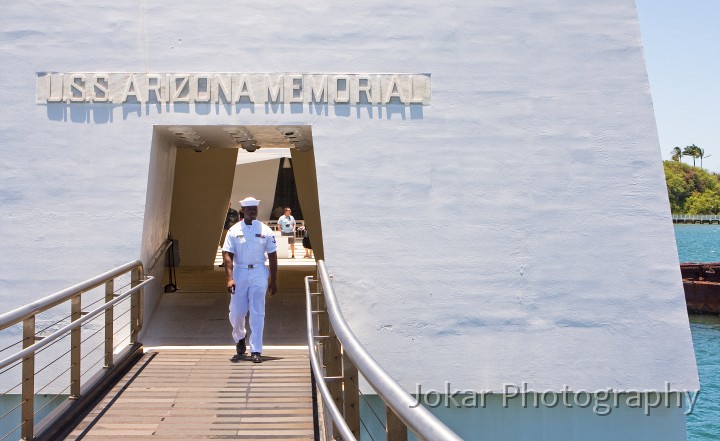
[222, 220, 277, 266]
[277, 214, 296, 234]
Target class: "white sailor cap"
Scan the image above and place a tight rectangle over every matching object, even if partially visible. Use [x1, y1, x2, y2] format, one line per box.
[239, 196, 260, 207]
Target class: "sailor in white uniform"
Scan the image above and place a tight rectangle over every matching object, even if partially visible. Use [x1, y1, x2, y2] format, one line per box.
[222, 196, 278, 363]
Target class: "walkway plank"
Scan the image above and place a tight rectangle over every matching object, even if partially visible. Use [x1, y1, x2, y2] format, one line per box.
[66, 348, 314, 440]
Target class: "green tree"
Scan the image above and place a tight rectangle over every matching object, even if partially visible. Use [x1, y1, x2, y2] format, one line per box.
[685, 191, 720, 214]
[698, 146, 711, 169]
[683, 144, 701, 166]
[663, 160, 720, 213]
[671, 146, 683, 162]
[664, 161, 695, 212]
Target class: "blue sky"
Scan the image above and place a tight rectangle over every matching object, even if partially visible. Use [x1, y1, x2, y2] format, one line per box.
[635, 0, 720, 172]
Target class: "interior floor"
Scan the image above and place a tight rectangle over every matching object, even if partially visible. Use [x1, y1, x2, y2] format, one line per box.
[141, 252, 315, 348]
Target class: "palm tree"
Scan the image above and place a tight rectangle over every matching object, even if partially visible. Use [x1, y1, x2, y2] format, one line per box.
[698, 146, 711, 168]
[671, 146, 683, 162]
[683, 144, 701, 166]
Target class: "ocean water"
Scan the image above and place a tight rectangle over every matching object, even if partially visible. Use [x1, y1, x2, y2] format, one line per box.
[674, 224, 720, 263]
[674, 225, 720, 440]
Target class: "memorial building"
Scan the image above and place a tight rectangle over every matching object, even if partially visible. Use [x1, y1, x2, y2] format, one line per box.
[0, 1, 698, 438]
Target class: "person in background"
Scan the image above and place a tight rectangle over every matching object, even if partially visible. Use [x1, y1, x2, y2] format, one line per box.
[300, 226, 313, 259]
[272, 205, 284, 220]
[277, 207, 296, 258]
[222, 197, 278, 364]
[219, 201, 239, 267]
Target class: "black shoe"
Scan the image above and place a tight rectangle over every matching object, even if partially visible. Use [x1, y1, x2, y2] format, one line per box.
[251, 352, 262, 363]
[236, 339, 246, 356]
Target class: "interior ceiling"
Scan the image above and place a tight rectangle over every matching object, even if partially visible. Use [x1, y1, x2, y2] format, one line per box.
[159, 125, 313, 153]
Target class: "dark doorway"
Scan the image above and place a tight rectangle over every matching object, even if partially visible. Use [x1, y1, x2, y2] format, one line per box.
[271, 157, 303, 220]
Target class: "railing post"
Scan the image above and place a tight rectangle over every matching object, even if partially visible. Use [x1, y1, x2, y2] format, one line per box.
[318, 275, 344, 439]
[130, 268, 141, 344]
[316, 284, 327, 350]
[70, 295, 82, 399]
[314, 282, 333, 439]
[342, 352, 360, 438]
[386, 406, 408, 441]
[326, 339, 343, 439]
[21, 316, 35, 441]
[104, 280, 114, 368]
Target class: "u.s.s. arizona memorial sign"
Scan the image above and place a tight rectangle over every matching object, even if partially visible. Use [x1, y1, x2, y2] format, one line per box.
[36, 73, 431, 105]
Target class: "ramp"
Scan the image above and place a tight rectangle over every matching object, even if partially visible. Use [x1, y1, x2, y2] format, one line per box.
[66, 348, 314, 440]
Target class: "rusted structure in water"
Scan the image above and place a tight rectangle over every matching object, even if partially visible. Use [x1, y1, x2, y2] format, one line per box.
[681, 263, 720, 314]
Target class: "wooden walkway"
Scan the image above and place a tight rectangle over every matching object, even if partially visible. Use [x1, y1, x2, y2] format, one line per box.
[66, 348, 315, 440]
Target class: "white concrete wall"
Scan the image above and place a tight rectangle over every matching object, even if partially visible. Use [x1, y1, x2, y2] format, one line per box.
[0, 0, 697, 438]
[169, 147, 237, 267]
[361, 393, 690, 441]
[139, 131, 177, 331]
[230, 159, 281, 222]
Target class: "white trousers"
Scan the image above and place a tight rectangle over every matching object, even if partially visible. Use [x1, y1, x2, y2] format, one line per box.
[229, 266, 268, 354]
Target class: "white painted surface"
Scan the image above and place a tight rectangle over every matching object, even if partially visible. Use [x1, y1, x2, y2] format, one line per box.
[274, 234, 290, 259]
[169, 147, 237, 267]
[230, 159, 280, 222]
[35, 73, 432, 105]
[236, 148, 290, 165]
[0, 0, 697, 437]
[139, 131, 177, 329]
[362, 393, 690, 441]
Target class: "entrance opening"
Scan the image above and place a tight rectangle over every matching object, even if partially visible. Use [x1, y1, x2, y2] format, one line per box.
[139, 125, 322, 347]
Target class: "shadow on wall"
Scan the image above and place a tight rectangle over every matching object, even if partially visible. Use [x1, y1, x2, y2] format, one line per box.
[44, 102, 424, 123]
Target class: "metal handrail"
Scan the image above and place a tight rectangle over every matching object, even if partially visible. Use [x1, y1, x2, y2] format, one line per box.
[145, 239, 173, 274]
[0, 277, 153, 371]
[0, 260, 144, 331]
[307, 260, 462, 441]
[304, 276, 357, 441]
[672, 214, 720, 221]
[0, 259, 150, 441]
